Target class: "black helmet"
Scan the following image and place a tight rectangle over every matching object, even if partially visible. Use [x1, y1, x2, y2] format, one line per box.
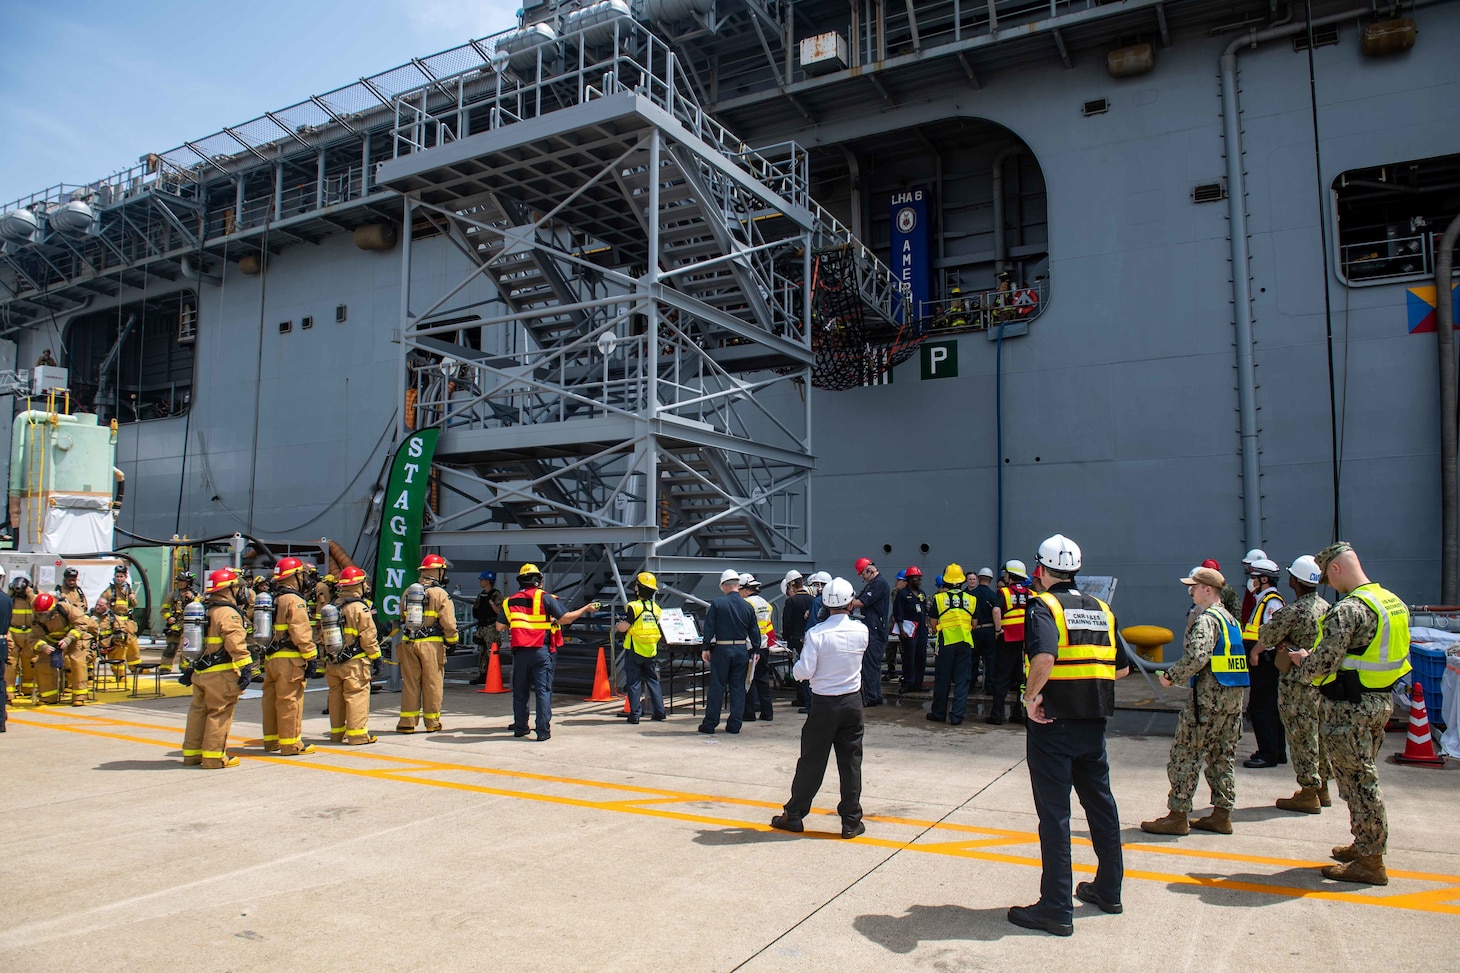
[8, 575, 31, 595]
[63, 567, 79, 579]
[178, 571, 197, 585]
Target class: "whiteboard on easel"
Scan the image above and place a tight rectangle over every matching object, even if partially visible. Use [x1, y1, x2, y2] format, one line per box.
[657, 608, 700, 645]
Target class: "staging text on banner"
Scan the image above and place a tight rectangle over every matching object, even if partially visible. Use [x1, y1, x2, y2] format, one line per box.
[373, 428, 439, 618]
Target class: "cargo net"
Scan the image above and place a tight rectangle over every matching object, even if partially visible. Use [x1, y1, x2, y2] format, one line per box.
[809, 248, 926, 391]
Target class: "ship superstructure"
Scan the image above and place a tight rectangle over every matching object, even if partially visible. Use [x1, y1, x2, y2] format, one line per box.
[0, 0, 1456, 626]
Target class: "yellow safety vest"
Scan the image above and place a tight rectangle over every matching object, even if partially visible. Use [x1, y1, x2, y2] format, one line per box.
[625, 599, 663, 657]
[934, 590, 974, 644]
[1314, 584, 1412, 690]
[749, 595, 773, 640]
[1033, 592, 1118, 683]
[1241, 588, 1284, 642]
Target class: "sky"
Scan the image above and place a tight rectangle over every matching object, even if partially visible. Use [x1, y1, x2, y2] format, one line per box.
[0, 0, 521, 203]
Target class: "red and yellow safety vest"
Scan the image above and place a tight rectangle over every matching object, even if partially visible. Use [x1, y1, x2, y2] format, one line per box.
[999, 583, 1030, 642]
[506, 588, 552, 649]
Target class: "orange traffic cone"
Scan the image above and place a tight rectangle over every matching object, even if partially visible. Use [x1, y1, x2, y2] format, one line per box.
[585, 645, 618, 702]
[477, 644, 509, 694]
[1390, 681, 1446, 767]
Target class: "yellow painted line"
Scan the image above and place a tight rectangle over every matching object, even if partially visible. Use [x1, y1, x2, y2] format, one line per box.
[14, 713, 1460, 915]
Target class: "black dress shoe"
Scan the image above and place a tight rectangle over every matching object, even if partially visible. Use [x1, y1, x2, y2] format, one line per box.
[742, 714, 758, 722]
[926, 713, 945, 722]
[1007, 905, 1073, 937]
[697, 725, 714, 734]
[651, 714, 667, 722]
[1075, 882, 1123, 915]
[512, 727, 530, 738]
[797, 707, 809, 714]
[626, 716, 640, 724]
[534, 731, 551, 741]
[770, 814, 803, 833]
[986, 713, 1006, 725]
[1243, 755, 1279, 769]
[841, 820, 866, 839]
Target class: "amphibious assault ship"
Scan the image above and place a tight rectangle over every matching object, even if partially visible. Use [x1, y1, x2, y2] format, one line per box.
[0, 0, 1456, 631]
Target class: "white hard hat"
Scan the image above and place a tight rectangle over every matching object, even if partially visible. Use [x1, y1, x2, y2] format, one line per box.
[1036, 534, 1082, 573]
[780, 569, 804, 597]
[808, 571, 831, 587]
[719, 568, 742, 585]
[1004, 559, 1027, 579]
[738, 572, 758, 588]
[1288, 555, 1322, 585]
[1249, 558, 1280, 576]
[822, 577, 855, 608]
[1243, 548, 1267, 565]
[977, 566, 994, 579]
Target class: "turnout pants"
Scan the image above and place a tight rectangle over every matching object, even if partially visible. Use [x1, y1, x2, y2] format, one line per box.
[510, 646, 555, 735]
[183, 669, 244, 768]
[622, 650, 665, 721]
[1026, 718, 1124, 924]
[326, 656, 373, 743]
[262, 656, 308, 753]
[35, 645, 63, 702]
[398, 639, 445, 729]
[783, 690, 864, 827]
[64, 643, 89, 700]
[15, 635, 37, 699]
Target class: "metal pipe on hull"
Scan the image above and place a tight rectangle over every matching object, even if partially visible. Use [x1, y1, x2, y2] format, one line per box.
[1437, 212, 1460, 603]
[1219, 5, 1377, 553]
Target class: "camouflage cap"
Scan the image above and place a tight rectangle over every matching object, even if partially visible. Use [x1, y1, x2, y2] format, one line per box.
[1314, 541, 1353, 583]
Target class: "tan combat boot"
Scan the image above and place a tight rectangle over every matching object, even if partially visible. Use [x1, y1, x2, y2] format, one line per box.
[1191, 807, 1233, 834]
[1331, 843, 1359, 862]
[1321, 854, 1387, 885]
[1140, 811, 1189, 836]
[1317, 783, 1332, 807]
[1275, 787, 1322, 814]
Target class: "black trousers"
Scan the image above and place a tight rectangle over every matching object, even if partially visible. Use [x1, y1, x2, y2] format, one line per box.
[1026, 718, 1124, 923]
[744, 647, 774, 719]
[971, 627, 996, 690]
[784, 690, 864, 825]
[1247, 648, 1286, 760]
[989, 637, 1024, 712]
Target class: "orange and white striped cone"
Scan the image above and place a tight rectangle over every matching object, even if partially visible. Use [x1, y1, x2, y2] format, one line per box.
[1390, 680, 1446, 767]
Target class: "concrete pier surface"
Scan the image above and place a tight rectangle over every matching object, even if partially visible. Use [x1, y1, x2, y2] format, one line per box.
[3, 688, 1456, 973]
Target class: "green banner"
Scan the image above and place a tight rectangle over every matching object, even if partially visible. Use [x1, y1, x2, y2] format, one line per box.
[373, 428, 439, 618]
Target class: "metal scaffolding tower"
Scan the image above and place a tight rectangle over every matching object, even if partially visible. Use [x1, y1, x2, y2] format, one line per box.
[378, 19, 905, 603]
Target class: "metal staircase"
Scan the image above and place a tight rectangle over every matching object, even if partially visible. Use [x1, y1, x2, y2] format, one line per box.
[379, 17, 905, 599]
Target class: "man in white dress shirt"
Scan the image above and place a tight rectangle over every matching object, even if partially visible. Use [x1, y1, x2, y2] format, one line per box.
[771, 577, 869, 839]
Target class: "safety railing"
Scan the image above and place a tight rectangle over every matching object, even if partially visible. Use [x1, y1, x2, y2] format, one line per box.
[916, 278, 1049, 333]
[1339, 231, 1438, 283]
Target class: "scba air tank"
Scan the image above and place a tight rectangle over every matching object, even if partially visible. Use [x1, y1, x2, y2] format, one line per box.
[403, 583, 426, 628]
[181, 600, 206, 661]
[253, 590, 273, 643]
[321, 603, 343, 650]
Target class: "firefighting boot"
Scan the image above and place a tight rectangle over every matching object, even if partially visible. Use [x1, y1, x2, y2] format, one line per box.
[1139, 811, 1189, 836]
[1321, 855, 1387, 886]
[1191, 807, 1233, 834]
[1274, 787, 1322, 814]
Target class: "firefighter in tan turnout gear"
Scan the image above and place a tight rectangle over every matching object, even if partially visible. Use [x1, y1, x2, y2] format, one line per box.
[6, 577, 35, 703]
[396, 553, 458, 733]
[31, 591, 98, 706]
[262, 557, 318, 755]
[324, 566, 381, 745]
[160, 572, 200, 673]
[180, 569, 254, 768]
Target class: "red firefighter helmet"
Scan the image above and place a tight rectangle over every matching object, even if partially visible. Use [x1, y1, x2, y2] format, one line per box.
[338, 566, 367, 587]
[419, 554, 450, 571]
[32, 592, 56, 613]
[207, 568, 240, 594]
[274, 556, 305, 581]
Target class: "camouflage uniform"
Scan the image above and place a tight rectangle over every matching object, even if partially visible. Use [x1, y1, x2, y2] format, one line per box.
[1260, 591, 1331, 790]
[1219, 584, 1242, 620]
[1299, 595, 1392, 856]
[1162, 605, 1246, 812]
